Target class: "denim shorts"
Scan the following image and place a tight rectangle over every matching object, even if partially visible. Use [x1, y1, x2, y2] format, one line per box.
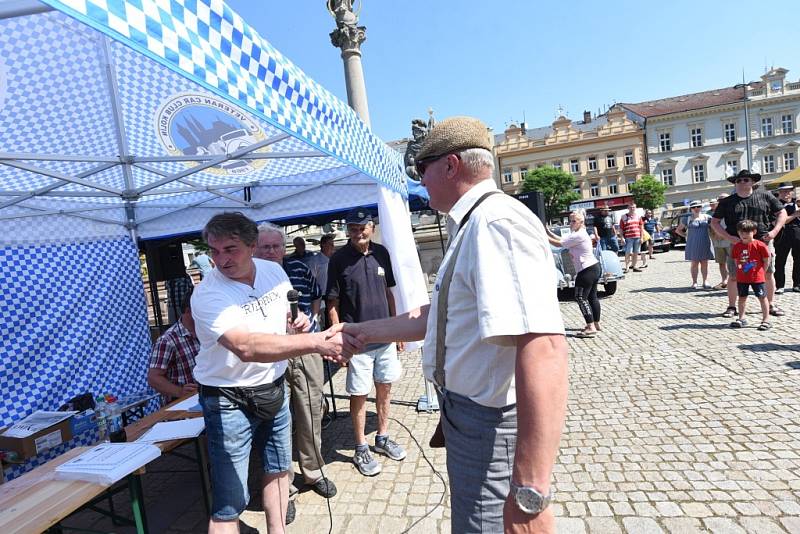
[200, 383, 292, 520]
[345, 343, 402, 395]
[737, 282, 766, 298]
[624, 237, 641, 254]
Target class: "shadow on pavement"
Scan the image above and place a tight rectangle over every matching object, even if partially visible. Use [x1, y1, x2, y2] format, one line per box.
[660, 323, 730, 331]
[629, 286, 699, 294]
[628, 312, 719, 321]
[737, 342, 800, 353]
[787, 361, 800, 369]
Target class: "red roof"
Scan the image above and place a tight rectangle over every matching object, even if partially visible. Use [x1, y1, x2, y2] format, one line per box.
[621, 83, 762, 118]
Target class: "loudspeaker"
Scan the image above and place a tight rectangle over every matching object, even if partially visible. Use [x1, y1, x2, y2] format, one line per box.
[145, 241, 187, 282]
[513, 191, 546, 223]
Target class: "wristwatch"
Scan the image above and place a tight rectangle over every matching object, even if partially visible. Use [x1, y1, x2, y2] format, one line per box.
[510, 482, 553, 515]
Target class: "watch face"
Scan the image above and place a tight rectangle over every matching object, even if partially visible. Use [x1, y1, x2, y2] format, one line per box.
[516, 487, 544, 514]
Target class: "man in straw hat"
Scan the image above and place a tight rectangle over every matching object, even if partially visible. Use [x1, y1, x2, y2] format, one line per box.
[710, 170, 787, 318]
[330, 116, 568, 533]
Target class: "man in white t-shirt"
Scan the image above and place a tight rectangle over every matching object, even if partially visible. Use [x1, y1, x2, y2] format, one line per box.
[191, 212, 360, 534]
[331, 117, 568, 533]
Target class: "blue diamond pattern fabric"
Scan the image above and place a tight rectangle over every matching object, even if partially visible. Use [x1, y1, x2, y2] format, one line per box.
[0, 237, 152, 479]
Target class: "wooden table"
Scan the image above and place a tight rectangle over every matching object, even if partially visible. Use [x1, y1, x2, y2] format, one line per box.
[0, 396, 208, 534]
[0, 446, 148, 533]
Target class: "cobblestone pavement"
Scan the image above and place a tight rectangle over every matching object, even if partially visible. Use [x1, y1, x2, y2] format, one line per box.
[63, 249, 800, 533]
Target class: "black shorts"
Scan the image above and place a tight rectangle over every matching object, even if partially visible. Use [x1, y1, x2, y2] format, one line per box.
[737, 282, 766, 298]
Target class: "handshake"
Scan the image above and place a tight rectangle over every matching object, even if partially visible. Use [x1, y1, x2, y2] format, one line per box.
[317, 323, 366, 364]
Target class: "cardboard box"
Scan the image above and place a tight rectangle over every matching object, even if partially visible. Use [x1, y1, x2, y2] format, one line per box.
[69, 409, 99, 436]
[0, 417, 74, 459]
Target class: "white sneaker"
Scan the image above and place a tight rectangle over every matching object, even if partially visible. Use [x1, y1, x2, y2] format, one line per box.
[775, 288, 784, 295]
[690, 283, 698, 290]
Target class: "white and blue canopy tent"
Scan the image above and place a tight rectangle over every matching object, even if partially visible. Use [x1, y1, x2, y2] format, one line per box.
[0, 0, 427, 477]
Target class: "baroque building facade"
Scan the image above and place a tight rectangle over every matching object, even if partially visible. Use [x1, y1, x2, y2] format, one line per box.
[622, 67, 800, 207]
[493, 106, 648, 210]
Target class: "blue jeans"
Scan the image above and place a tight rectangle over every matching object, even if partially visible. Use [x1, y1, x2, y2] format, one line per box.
[200, 384, 292, 520]
[439, 389, 517, 534]
[599, 236, 619, 253]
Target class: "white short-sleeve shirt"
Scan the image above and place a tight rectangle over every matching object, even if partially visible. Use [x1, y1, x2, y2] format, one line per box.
[422, 179, 565, 408]
[191, 258, 293, 387]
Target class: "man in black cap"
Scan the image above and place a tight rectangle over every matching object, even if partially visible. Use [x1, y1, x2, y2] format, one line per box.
[711, 170, 787, 318]
[326, 208, 406, 477]
[774, 184, 800, 293]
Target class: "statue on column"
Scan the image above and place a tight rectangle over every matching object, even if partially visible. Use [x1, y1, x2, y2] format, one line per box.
[404, 119, 428, 181]
[328, 0, 366, 54]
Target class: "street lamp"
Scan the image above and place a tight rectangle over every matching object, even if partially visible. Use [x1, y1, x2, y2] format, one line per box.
[734, 80, 756, 170]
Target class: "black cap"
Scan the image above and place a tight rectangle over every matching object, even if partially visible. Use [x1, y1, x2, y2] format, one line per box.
[777, 183, 794, 191]
[345, 208, 373, 225]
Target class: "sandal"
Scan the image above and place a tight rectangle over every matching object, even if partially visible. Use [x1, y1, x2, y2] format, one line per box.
[769, 306, 785, 317]
[758, 321, 772, 331]
[722, 306, 737, 318]
[575, 330, 597, 338]
[730, 318, 747, 328]
[713, 282, 727, 290]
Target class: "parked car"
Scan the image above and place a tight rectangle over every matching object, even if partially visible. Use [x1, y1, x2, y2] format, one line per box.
[650, 229, 672, 252]
[660, 205, 712, 246]
[550, 225, 624, 296]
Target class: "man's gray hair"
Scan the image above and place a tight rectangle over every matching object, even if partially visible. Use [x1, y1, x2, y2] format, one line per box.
[458, 148, 495, 176]
[257, 222, 286, 245]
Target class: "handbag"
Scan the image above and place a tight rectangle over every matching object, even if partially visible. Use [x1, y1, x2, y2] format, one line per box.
[429, 191, 500, 448]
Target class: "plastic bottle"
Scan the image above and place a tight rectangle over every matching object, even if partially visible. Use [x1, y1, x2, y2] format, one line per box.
[95, 395, 109, 442]
[106, 395, 126, 442]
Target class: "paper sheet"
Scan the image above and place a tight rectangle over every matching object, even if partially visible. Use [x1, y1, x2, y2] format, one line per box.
[1, 410, 77, 438]
[166, 394, 201, 412]
[136, 418, 206, 443]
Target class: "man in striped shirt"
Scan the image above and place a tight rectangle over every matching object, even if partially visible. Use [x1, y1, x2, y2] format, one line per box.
[620, 203, 645, 273]
[256, 223, 337, 518]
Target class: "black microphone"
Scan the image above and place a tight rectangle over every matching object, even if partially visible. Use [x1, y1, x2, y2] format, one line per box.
[287, 289, 300, 322]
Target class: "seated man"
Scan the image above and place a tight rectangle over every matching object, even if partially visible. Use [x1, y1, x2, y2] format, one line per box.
[147, 289, 200, 401]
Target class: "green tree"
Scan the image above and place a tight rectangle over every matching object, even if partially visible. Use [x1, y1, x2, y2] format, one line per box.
[520, 166, 581, 221]
[628, 174, 667, 211]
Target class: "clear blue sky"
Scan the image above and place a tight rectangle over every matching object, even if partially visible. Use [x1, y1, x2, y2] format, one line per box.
[226, 0, 799, 142]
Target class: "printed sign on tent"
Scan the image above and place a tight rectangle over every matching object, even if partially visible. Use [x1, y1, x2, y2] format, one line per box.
[155, 92, 271, 176]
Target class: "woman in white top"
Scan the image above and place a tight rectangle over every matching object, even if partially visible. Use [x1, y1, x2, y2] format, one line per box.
[546, 210, 602, 338]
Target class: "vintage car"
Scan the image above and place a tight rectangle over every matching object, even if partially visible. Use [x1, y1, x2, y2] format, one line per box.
[550, 226, 625, 296]
[650, 229, 672, 252]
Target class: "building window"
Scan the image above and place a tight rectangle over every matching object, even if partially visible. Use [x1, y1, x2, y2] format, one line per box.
[590, 183, 599, 197]
[606, 153, 616, 169]
[692, 164, 705, 183]
[661, 168, 674, 186]
[659, 132, 671, 152]
[784, 152, 796, 171]
[724, 122, 736, 143]
[588, 156, 598, 171]
[608, 183, 618, 195]
[690, 127, 703, 148]
[782, 114, 794, 134]
[502, 168, 512, 183]
[570, 159, 580, 173]
[627, 179, 636, 192]
[519, 167, 528, 180]
[761, 117, 773, 137]
[573, 187, 581, 196]
[553, 161, 562, 170]
[763, 155, 775, 174]
[726, 160, 739, 178]
[624, 150, 634, 166]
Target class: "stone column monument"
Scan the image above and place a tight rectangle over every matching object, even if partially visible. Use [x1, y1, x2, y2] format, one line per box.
[327, 0, 370, 126]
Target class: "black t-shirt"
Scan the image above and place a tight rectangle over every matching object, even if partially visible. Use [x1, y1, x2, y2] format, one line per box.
[326, 241, 396, 323]
[712, 190, 784, 239]
[593, 214, 616, 238]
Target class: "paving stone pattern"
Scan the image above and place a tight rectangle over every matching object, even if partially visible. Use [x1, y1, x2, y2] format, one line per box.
[62, 250, 799, 533]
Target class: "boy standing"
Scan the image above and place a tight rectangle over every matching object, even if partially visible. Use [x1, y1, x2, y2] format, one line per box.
[730, 220, 771, 331]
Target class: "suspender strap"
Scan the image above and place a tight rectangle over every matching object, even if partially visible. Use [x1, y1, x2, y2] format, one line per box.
[433, 191, 500, 389]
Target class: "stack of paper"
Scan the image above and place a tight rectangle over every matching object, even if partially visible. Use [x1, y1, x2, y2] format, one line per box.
[135, 418, 206, 444]
[55, 443, 161, 484]
[166, 394, 201, 412]
[1, 410, 76, 438]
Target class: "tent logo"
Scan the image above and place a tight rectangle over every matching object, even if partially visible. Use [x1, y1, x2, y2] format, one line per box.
[155, 93, 269, 176]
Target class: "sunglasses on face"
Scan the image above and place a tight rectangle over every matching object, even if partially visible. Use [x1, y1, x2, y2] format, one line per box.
[415, 153, 459, 176]
[735, 177, 752, 183]
[691, 206, 701, 209]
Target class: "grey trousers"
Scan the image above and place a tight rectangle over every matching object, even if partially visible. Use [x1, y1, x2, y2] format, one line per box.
[441, 389, 517, 533]
[286, 353, 326, 486]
